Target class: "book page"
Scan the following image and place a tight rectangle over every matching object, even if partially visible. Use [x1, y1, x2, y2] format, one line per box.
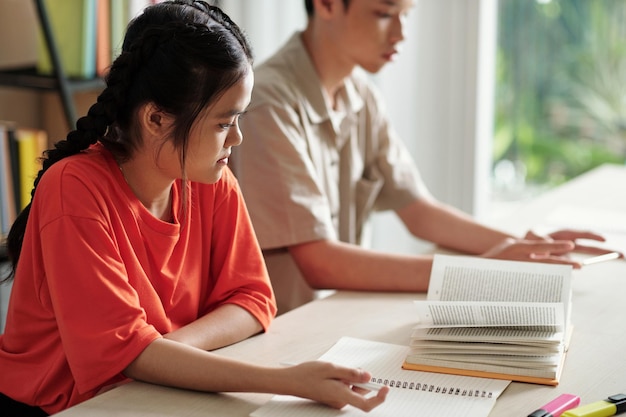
[411, 326, 564, 344]
[427, 254, 572, 324]
[428, 255, 571, 303]
[250, 337, 510, 417]
[412, 301, 565, 329]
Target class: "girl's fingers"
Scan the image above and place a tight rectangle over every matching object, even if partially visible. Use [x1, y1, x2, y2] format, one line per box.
[345, 385, 389, 412]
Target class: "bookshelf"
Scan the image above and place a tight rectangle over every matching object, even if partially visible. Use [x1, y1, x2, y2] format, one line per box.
[0, 0, 105, 130]
[0, 0, 107, 260]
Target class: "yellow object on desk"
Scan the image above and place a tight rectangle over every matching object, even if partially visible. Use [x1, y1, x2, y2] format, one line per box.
[561, 394, 626, 417]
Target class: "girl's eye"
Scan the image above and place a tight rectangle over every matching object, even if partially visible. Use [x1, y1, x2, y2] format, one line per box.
[219, 112, 246, 130]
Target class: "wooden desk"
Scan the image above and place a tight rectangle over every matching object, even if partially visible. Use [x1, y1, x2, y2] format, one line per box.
[54, 164, 626, 416]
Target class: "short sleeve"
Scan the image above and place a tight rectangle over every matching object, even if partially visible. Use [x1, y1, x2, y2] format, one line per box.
[38, 189, 162, 393]
[199, 169, 277, 330]
[236, 98, 337, 249]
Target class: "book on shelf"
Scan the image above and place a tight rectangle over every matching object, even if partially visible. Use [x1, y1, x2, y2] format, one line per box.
[110, 0, 129, 62]
[37, 0, 97, 79]
[0, 122, 48, 235]
[402, 254, 573, 386]
[15, 128, 48, 210]
[0, 122, 17, 236]
[36, 0, 138, 79]
[96, 0, 112, 77]
[251, 337, 510, 417]
[6, 126, 20, 215]
[111, 1, 155, 62]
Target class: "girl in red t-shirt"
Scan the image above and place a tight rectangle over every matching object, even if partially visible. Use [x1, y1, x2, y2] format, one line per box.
[0, 1, 388, 415]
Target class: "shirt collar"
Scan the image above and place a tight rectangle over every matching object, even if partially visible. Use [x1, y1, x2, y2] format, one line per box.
[286, 33, 365, 125]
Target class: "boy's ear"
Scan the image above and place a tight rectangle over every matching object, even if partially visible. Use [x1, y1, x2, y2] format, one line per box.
[313, 0, 343, 18]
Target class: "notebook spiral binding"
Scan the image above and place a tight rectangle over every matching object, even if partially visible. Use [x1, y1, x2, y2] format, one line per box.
[371, 378, 494, 398]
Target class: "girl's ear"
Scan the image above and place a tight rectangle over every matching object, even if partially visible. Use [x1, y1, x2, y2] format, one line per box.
[138, 102, 174, 138]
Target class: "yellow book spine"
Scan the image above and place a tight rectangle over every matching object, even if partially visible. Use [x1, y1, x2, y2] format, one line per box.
[16, 129, 47, 210]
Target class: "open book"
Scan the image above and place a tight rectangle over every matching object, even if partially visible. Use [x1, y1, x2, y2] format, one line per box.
[251, 337, 510, 417]
[403, 254, 573, 386]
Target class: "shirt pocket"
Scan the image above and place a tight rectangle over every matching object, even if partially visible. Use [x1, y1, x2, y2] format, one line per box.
[355, 166, 384, 239]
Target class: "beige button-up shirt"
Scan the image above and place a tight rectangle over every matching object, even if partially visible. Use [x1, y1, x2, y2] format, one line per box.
[234, 33, 428, 313]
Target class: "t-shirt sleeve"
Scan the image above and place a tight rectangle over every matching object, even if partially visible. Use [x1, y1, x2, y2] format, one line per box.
[38, 206, 162, 394]
[201, 169, 277, 330]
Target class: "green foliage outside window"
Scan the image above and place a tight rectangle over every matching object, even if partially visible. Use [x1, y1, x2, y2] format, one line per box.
[493, 0, 626, 197]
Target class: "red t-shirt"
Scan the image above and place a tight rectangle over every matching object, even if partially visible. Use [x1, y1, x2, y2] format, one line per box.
[0, 144, 276, 414]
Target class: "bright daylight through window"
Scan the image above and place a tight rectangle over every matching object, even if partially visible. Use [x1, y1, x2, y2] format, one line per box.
[492, 0, 626, 203]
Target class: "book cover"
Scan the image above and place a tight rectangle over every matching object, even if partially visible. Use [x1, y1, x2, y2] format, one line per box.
[37, 0, 97, 79]
[6, 128, 21, 216]
[0, 123, 16, 235]
[251, 337, 511, 417]
[96, 0, 111, 77]
[15, 128, 47, 210]
[110, 0, 128, 62]
[403, 254, 573, 386]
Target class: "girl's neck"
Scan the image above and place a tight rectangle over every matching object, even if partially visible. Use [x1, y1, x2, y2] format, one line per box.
[118, 159, 174, 222]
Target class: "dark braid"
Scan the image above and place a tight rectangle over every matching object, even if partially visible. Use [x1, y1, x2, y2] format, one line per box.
[3, 0, 253, 279]
[4, 97, 113, 276]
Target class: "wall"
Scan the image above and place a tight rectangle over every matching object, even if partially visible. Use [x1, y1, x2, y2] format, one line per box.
[0, 0, 40, 129]
[370, 0, 498, 254]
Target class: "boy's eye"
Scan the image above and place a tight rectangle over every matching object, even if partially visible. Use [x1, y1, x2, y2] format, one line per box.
[219, 123, 236, 129]
[376, 11, 393, 18]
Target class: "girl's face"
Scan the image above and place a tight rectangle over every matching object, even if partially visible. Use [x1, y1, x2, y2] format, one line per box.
[335, 0, 414, 73]
[182, 68, 254, 184]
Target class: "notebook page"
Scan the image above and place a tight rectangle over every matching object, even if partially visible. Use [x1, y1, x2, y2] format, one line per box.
[250, 337, 510, 417]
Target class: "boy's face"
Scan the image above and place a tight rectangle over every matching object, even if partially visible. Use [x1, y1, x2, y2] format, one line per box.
[336, 0, 414, 73]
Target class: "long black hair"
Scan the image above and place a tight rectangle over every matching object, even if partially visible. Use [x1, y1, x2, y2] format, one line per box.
[4, 0, 253, 279]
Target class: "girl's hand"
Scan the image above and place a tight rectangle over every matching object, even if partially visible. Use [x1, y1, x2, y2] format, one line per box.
[279, 361, 389, 411]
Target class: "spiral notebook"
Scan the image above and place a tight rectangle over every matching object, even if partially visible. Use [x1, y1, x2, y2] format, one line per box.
[250, 337, 511, 417]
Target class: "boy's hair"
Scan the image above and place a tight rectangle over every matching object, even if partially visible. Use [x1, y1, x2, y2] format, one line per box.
[305, 0, 351, 16]
[4, 0, 253, 276]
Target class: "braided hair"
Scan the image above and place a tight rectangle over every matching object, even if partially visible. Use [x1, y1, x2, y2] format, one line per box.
[4, 0, 253, 277]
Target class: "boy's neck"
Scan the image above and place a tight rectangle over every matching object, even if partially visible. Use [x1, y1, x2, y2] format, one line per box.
[300, 28, 353, 107]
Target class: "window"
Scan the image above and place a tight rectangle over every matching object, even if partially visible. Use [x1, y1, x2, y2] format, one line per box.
[492, 0, 626, 202]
